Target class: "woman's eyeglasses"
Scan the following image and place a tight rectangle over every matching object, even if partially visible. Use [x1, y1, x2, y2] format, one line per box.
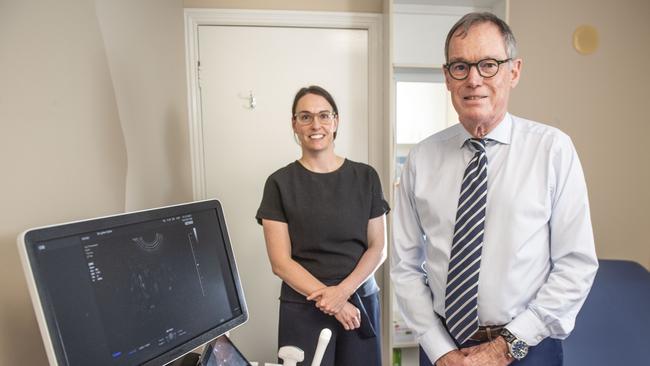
[293, 111, 337, 125]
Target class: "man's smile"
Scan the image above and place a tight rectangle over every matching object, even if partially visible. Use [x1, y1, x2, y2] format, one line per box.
[463, 95, 488, 100]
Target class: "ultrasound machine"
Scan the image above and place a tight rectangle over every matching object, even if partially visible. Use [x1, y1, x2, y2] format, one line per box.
[18, 199, 330, 366]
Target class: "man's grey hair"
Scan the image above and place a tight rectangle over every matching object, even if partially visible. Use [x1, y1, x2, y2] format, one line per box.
[444, 12, 518, 63]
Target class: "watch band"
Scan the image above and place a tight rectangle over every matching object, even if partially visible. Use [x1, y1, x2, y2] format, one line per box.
[500, 328, 517, 343]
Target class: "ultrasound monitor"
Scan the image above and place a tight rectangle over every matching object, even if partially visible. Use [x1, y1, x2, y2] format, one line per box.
[17, 199, 248, 366]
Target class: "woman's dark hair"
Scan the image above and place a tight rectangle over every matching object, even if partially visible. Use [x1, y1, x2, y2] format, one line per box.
[291, 85, 339, 140]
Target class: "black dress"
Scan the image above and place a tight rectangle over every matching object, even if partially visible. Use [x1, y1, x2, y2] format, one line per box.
[256, 159, 389, 366]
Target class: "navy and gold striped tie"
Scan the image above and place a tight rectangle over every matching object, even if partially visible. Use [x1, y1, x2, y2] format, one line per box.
[445, 138, 488, 344]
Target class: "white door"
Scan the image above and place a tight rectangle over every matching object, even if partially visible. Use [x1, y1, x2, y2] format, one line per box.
[197, 25, 369, 362]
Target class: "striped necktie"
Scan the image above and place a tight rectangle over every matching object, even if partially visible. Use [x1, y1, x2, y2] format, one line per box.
[445, 138, 488, 345]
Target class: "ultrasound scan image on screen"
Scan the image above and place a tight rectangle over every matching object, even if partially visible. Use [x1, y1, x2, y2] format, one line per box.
[18, 200, 248, 366]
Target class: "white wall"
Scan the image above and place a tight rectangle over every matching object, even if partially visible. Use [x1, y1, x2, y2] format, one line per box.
[392, 3, 505, 67]
[393, 5, 478, 66]
[0, 0, 192, 364]
[0, 0, 127, 364]
[96, 0, 192, 211]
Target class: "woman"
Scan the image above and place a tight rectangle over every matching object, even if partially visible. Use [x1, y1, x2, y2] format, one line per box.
[256, 85, 389, 365]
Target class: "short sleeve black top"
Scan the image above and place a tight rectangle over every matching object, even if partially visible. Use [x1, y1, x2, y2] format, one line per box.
[256, 159, 390, 301]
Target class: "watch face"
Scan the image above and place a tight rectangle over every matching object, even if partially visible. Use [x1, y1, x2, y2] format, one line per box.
[510, 339, 529, 360]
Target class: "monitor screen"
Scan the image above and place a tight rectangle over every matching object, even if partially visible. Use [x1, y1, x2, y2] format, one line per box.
[18, 199, 248, 366]
[200, 335, 250, 366]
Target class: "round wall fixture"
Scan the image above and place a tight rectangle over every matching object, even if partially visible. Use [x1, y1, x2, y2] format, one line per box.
[573, 25, 599, 55]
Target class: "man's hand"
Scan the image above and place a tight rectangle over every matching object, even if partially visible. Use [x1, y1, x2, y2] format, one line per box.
[333, 301, 361, 330]
[460, 337, 512, 366]
[307, 285, 352, 315]
[435, 349, 467, 366]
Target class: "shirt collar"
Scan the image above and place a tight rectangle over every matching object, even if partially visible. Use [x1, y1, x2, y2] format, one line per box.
[486, 113, 512, 145]
[456, 113, 512, 148]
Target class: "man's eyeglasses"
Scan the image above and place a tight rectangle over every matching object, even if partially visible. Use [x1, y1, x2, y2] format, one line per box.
[293, 111, 337, 125]
[444, 58, 511, 80]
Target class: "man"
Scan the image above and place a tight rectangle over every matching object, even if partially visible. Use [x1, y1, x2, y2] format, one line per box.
[391, 12, 598, 366]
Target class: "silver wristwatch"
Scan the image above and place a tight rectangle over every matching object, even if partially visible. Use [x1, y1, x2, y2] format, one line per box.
[500, 328, 529, 360]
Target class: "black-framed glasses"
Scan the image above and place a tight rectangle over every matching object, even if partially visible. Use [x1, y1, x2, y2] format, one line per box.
[293, 111, 337, 125]
[444, 58, 511, 80]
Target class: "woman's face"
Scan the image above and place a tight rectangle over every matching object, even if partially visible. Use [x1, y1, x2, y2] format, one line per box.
[292, 93, 338, 153]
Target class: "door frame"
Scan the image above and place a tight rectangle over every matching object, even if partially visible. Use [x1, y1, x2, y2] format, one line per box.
[184, 8, 384, 200]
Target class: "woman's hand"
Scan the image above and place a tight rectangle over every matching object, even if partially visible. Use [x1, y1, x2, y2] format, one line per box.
[307, 285, 352, 315]
[334, 302, 361, 331]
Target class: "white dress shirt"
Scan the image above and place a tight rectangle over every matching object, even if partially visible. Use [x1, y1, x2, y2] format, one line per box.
[391, 113, 598, 363]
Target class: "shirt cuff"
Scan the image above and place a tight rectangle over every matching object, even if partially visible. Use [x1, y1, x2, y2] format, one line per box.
[418, 321, 457, 364]
[506, 309, 551, 346]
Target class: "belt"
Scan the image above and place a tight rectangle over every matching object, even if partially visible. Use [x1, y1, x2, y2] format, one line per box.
[468, 325, 505, 342]
[436, 313, 505, 343]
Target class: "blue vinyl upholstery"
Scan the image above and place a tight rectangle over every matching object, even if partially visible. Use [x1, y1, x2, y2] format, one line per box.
[563, 260, 650, 365]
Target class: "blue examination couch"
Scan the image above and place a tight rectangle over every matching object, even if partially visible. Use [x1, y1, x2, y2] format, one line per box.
[563, 259, 650, 365]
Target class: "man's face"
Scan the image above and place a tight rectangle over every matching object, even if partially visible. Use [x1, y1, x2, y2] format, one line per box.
[445, 22, 522, 137]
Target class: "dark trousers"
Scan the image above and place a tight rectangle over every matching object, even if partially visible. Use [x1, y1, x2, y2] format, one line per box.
[278, 293, 381, 366]
[419, 336, 563, 366]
